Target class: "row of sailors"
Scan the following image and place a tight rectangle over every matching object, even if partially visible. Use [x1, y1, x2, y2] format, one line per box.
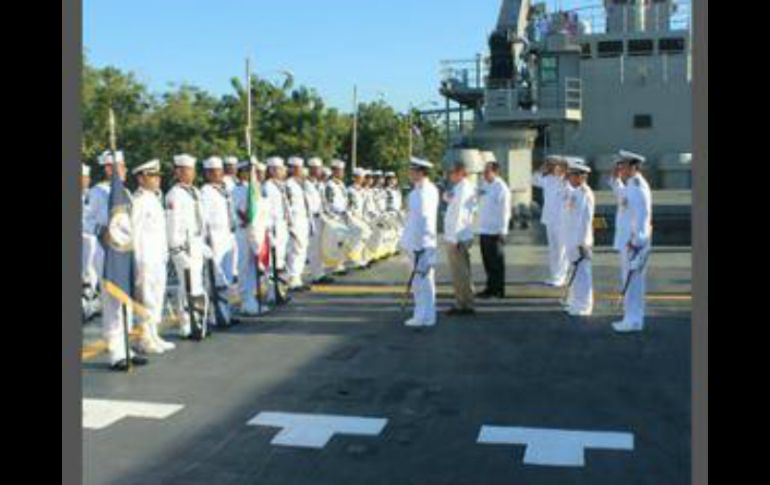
[81, 151, 404, 370]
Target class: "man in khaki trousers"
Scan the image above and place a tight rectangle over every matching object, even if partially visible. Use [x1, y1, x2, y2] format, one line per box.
[443, 161, 478, 316]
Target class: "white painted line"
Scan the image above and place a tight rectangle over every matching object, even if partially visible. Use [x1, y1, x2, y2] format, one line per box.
[248, 412, 388, 449]
[477, 426, 634, 467]
[83, 398, 184, 430]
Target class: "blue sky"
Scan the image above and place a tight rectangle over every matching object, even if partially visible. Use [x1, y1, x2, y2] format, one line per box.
[84, 0, 585, 112]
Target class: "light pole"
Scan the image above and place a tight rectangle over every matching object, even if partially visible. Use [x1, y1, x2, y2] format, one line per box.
[242, 61, 293, 157]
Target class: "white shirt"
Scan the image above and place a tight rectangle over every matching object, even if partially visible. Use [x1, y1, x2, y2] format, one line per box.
[477, 176, 512, 236]
[304, 178, 323, 216]
[201, 183, 235, 236]
[347, 185, 367, 218]
[562, 183, 595, 253]
[165, 183, 205, 256]
[132, 187, 168, 265]
[264, 179, 289, 234]
[324, 179, 348, 215]
[443, 178, 477, 244]
[532, 172, 567, 226]
[624, 173, 653, 248]
[286, 177, 310, 224]
[386, 187, 402, 212]
[85, 181, 111, 236]
[400, 178, 439, 252]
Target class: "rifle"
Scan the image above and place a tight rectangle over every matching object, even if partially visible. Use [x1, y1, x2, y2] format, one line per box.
[185, 230, 207, 340]
[205, 233, 229, 328]
[400, 250, 424, 312]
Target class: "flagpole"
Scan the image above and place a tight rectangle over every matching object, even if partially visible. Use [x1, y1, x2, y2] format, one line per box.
[351, 85, 358, 173]
[245, 57, 253, 158]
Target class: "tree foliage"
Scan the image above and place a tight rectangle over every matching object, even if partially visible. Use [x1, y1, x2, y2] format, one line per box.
[81, 58, 446, 182]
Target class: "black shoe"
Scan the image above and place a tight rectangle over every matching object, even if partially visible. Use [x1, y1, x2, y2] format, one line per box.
[131, 355, 149, 366]
[476, 290, 493, 299]
[110, 355, 148, 371]
[314, 276, 335, 284]
[493, 292, 506, 299]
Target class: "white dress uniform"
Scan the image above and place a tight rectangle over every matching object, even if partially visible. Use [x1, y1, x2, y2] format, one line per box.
[285, 173, 310, 288]
[325, 178, 348, 217]
[400, 161, 439, 327]
[562, 166, 595, 316]
[201, 180, 236, 326]
[264, 178, 289, 272]
[385, 185, 403, 213]
[132, 180, 172, 351]
[304, 176, 325, 282]
[166, 171, 208, 338]
[81, 177, 100, 296]
[615, 171, 653, 331]
[347, 185, 367, 219]
[532, 170, 569, 286]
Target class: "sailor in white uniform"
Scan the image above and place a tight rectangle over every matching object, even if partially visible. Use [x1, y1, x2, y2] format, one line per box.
[325, 160, 349, 218]
[348, 168, 368, 219]
[88, 150, 149, 369]
[532, 155, 570, 286]
[476, 157, 512, 299]
[384, 172, 402, 213]
[400, 157, 439, 327]
[232, 159, 266, 315]
[131, 160, 175, 353]
[166, 154, 210, 339]
[201, 156, 237, 327]
[562, 158, 595, 317]
[264, 157, 291, 304]
[305, 157, 330, 284]
[611, 150, 653, 333]
[285, 157, 311, 290]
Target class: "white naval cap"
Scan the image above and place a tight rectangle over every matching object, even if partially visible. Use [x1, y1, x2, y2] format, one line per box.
[385, 171, 396, 178]
[173, 154, 196, 168]
[287, 156, 304, 168]
[224, 156, 239, 166]
[132, 159, 161, 175]
[236, 160, 251, 170]
[82, 164, 91, 177]
[409, 157, 433, 169]
[99, 150, 125, 166]
[330, 159, 346, 170]
[266, 156, 285, 168]
[566, 156, 591, 173]
[307, 157, 323, 168]
[256, 161, 267, 172]
[322, 167, 332, 177]
[545, 154, 567, 163]
[352, 167, 367, 177]
[372, 170, 383, 177]
[481, 151, 497, 163]
[617, 149, 646, 165]
[202, 156, 224, 170]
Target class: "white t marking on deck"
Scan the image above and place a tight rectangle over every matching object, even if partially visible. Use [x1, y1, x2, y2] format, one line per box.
[83, 399, 184, 430]
[477, 426, 634, 467]
[248, 412, 388, 449]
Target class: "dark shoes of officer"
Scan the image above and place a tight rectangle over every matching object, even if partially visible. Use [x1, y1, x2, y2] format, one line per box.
[445, 307, 476, 317]
[476, 289, 505, 299]
[314, 276, 335, 284]
[110, 355, 149, 371]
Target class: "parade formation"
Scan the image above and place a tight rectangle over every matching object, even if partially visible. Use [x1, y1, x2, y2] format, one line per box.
[81, 147, 653, 372]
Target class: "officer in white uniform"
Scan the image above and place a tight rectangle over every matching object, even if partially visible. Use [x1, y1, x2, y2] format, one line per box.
[305, 157, 330, 284]
[88, 151, 149, 369]
[562, 158, 595, 317]
[201, 156, 237, 327]
[476, 158, 512, 299]
[325, 160, 349, 218]
[400, 157, 439, 327]
[166, 154, 210, 339]
[611, 150, 653, 333]
[532, 155, 570, 286]
[443, 159, 478, 316]
[348, 168, 368, 218]
[264, 157, 291, 304]
[131, 160, 175, 353]
[286, 157, 311, 290]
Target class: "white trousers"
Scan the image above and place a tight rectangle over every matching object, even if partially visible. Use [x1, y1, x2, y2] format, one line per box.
[172, 246, 205, 336]
[287, 219, 309, 286]
[82, 233, 101, 292]
[136, 259, 167, 340]
[619, 246, 648, 328]
[411, 249, 437, 325]
[308, 215, 325, 281]
[566, 257, 593, 315]
[101, 291, 134, 365]
[207, 231, 236, 324]
[236, 229, 260, 313]
[546, 223, 568, 284]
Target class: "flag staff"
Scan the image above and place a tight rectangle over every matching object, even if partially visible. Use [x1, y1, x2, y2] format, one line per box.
[245, 58, 253, 157]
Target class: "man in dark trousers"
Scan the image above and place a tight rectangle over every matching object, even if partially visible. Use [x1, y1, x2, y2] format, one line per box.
[476, 157, 511, 299]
